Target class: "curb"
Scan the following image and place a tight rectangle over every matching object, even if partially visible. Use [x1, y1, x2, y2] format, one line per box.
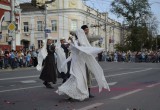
[0, 67, 36, 72]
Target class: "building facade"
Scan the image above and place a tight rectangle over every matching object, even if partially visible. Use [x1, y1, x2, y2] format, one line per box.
[0, 0, 21, 50]
[20, 0, 122, 51]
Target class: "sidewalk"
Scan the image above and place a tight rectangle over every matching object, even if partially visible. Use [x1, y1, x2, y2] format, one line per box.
[0, 66, 36, 72]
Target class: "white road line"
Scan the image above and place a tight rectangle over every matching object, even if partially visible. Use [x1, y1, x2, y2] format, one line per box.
[110, 89, 143, 100]
[20, 80, 37, 83]
[146, 83, 160, 88]
[106, 68, 152, 78]
[153, 68, 160, 69]
[107, 82, 117, 86]
[92, 68, 152, 80]
[10, 85, 16, 87]
[103, 67, 153, 71]
[0, 81, 115, 93]
[103, 68, 114, 71]
[0, 68, 35, 73]
[91, 82, 117, 88]
[0, 86, 43, 93]
[0, 68, 152, 81]
[0, 75, 39, 81]
[77, 103, 103, 110]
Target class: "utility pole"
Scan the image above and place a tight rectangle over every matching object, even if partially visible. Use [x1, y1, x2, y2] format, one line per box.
[104, 13, 107, 53]
[44, 0, 56, 38]
[156, 35, 158, 51]
[11, 0, 16, 50]
[44, 3, 47, 38]
[113, 26, 115, 51]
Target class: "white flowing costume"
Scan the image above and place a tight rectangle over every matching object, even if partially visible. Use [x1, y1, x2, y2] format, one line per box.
[56, 29, 110, 101]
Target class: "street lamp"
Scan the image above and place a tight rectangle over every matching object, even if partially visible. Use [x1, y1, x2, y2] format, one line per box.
[11, 0, 16, 50]
[44, 0, 56, 38]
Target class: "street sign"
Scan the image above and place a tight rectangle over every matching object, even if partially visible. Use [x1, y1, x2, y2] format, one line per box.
[8, 32, 14, 37]
[8, 22, 16, 31]
[45, 29, 51, 33]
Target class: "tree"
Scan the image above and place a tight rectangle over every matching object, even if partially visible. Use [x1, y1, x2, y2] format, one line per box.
[144, 16, 159, 50]
[110, 0, 152, 51]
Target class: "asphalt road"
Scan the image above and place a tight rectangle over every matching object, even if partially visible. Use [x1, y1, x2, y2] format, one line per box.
[0, 62, 160, 110]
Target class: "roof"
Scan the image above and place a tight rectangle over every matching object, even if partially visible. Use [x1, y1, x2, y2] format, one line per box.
[20, 3, 44, 12]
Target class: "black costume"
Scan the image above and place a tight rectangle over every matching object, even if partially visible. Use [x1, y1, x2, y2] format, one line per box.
[39, 44, 57, 88]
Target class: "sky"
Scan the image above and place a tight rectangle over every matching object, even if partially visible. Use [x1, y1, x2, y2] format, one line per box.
[84, 0, 160, 34]
[18, 0, 160, 34]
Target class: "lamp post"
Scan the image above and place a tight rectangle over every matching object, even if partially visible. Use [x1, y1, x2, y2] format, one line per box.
[44, 0, 56, 38]
[11, 0, 16, 50]
[104, 13, 107, 53]
[44, 3, 47, 38]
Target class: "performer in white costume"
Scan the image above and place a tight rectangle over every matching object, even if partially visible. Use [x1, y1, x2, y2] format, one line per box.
[56, 29, 110, 101]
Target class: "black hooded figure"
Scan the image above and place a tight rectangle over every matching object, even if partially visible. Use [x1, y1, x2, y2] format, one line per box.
[39, 38, 57, 89]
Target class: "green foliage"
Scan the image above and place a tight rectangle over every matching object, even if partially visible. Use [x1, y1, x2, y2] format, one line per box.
[110, 0, 151, 26]
[114, 43, 128, 51]
[110, 0, 159, 51]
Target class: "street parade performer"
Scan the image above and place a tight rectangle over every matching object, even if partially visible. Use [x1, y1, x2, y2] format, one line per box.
[56, 29, 110, 101]
[36, 35, 67, 89]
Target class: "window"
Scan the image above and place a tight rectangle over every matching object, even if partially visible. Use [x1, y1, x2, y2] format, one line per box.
[37, 21, 43, 31]
[23, 22, 29, 32]
[51, 20, 57, 32]
[71, 19, 77, 31]
[38, 40, 43, 49]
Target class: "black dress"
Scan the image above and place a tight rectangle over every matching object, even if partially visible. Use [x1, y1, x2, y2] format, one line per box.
[39, 44, 57, 83]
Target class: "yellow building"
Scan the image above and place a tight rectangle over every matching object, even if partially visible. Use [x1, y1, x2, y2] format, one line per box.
[20, 0, 122, 51]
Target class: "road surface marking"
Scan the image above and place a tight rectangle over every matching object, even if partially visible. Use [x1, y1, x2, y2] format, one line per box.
[10, 85, 16, 87]
[91, 82, 117, 88]
[0, 75, 39, 81]
[0, 68, 152, 81]
[103, 68, 115, 71]
[110, 89, 143, 100]
[20, 80, 37, 83]
[0, 86, 43, 93]
[0, 81, 116, 93]
[0, 67, 35, 72]
[106, 68, 152, 78]
[107, 82, 117, 86]
[103, 68, 154, 71]
[77, 103, 103, 110]
[146, 83, 160, 88]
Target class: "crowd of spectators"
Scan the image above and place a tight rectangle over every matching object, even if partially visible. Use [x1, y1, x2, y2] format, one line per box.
[98, 50, 160, 63]
[0, 48, 38, 70]
[1, 48, 160, 70]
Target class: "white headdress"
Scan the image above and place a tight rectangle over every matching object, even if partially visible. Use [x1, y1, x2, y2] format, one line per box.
[76, 29, 91, 47]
